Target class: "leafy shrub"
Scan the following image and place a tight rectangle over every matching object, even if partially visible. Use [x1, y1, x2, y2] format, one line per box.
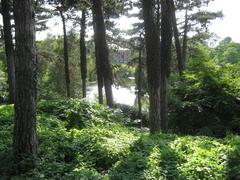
[174, 137, 227, 179]
[0, 61, 8, 102]
[110, 134, 229, 180]
[225, 135, 240, 179]
[0, 105, 13, 152]
[72, 126, 138, 171]
[38, 99, 127, 129]
[1, 100, 240, 179]
[114, 103, 149, 127]
[169, 58, 240, 137]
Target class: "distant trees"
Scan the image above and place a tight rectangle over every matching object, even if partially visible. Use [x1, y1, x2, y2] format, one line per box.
[212, 37, 240, 64]
[57, 1, 71, 97]
[172, 0, 223, 75]
[13, 0, 37, 155]
[46, 0, 72, 97]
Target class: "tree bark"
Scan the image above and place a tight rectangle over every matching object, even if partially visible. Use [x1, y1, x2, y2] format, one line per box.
[182, 9, 188, 71]
[137, 43, 142, 120]
[142, 0, 161, 134]
[160, 0, 173, 132]
[170, 0, 183, 76]
[13, 0, 37, 155]
[80, 10, 87, 98]
[92, 0, 114, 107]
[156, 0, 161, 34]
[2, 0, 15, 104]
[92, 12, 103, 104]
[60, 10, 71, 98]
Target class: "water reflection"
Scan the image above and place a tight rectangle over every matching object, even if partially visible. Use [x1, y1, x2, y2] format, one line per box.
[86, 85, 136, 106]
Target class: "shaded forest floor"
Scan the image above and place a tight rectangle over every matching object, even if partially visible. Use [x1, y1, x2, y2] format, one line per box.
[0, 99, 240, 179]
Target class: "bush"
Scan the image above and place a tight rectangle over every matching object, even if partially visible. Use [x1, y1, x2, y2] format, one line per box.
[1, 100, 240, 179]
[169, 58, 240, 137]
[110, 134, 230, 180]
[225, 135, 240, 179]
[114, 103, 149, 127]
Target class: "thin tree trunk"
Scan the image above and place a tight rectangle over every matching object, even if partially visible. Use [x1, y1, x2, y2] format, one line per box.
[182, 9, 188, 71]
[160, 0, 173, 132]
[60, 10, 71, 98]
[137, 44, 142, 119]
[92, 0, 114, 107]
[2, 0, 15, 104]
[156, 0, 160, 34]
[13, 0, 37, 155]
[142, 0, 161, 134]
[80, 10, 87, 98]
[170, 0, 183, 76]
[92, 12, 103, 104]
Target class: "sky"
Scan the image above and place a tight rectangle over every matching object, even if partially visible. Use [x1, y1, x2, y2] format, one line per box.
[208, 0, 240, 43]
[0, 0, 239, 43]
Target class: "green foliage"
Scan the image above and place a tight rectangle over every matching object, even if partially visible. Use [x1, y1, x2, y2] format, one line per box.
[38, 98, 128, 128]
[37, 33, 96, 99]
[220, 62, 240, 97]
[169, 43, 240, 137]
[110, 134, 232, 180]
[175, 137, 227, 179]
[114, 103, 149, 127]
[0, 100, 240, 179]
[112, 64, 135, 87]
[0, 105, 13, 152]
[0, 60, 8, 102]
[225, 135, 240, 179]
[212, 37, 240, 64]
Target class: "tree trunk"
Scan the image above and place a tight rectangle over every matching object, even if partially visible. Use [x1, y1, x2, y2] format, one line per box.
[92, 0, 114, 107]
[92, 12, 103, 104]
[182, 9, 188, 71]
[156, 0, 160, 34]
[142, 0, 161, 134]
[2, 0, 15, 104]
[13, 0, 37, 155]
[160, 0, 173, 132]
[170, 0, 183, 76]
[60, 10, 71, 98]
[80, 10, 87, 98]
[137, 44, 142, 120]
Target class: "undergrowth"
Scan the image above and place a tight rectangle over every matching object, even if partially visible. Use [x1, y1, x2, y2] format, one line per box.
[0, 99, 239, 179]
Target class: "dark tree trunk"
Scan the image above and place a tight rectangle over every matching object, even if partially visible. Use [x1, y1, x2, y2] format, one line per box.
[156, 0, 160, 34]
[92, 12, 103, 104]
[60, 10, 71, 98]
[137, 42, 142, 120]
[170, 0, 183, 76]
[92, 0, 114, 107]
[2, 0, 15, 104]
[80, 10, 87, 98]
[160, 0, 173, 132]
[142, 0, 161, 134]
[182, 9, 188, 71]
[13, 0, 37, 155]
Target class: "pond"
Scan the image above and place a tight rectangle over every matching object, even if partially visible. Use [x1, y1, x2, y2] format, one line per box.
[86, 84, 136, 106]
